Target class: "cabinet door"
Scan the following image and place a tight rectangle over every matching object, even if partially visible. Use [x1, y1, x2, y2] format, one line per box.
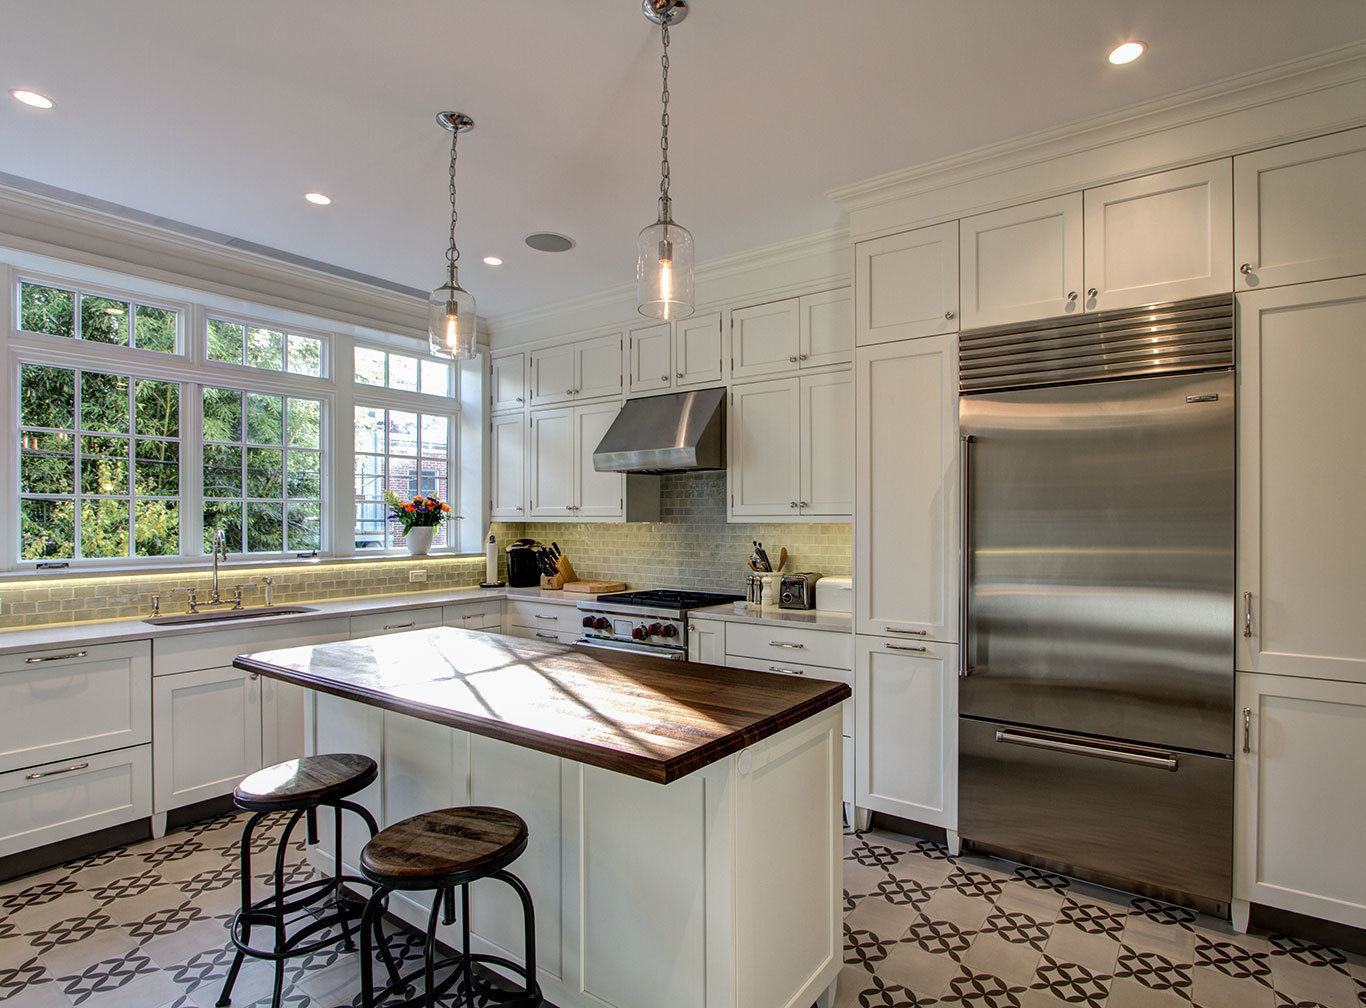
[731, 298, 800, 380]
[1234, 126, 1366, 291]
[728, 377, 801, 518]
[490, 413, 527, 519]
[529, 407, 576, 518]
[1236, 673, 1366, 929]
[628, 323, 673, 394]
[855, 636, 957, 828]
[1236, 277, 1366, 681]
[855, 222, 959, 346]
[855, 336, 958, 640]
[675, 311, 725, 387]
[799, 288, 853, 369]
[152, 665, 262, 813]
[799, 369, 854, 517]
[574, 332, 624, 401]
[687, 618, 725, 665]
[490, 353, 526, 412]
[960, 193, 1084, 329]
[1084, 160, 1233, 311]
[575, 402, 624, 519]
[528, 344, 576, 406]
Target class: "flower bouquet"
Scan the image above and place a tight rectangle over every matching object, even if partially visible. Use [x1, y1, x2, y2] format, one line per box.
[385, 490, 451, 555]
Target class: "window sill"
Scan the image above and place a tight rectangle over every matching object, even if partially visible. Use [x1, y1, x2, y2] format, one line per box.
[0, 551, 484, 585]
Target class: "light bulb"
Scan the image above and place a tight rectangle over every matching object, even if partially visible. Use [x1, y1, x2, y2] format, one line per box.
[444, 305, 458, 352]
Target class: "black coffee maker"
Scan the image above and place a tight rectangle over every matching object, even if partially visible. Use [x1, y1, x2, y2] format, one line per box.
[505, 539, 545, 588]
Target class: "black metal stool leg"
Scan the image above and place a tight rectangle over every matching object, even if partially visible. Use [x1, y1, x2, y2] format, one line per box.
[494, 869, 539, 1000]
[359, 885, 386, 1008]
[217, 810, 269, 1007]
[269, 809, 306, 1008]
[460, 884, 474, 1008]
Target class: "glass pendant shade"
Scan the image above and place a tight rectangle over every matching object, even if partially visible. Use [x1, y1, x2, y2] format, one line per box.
[427, 273, 478, 360]
[636, 219, 695, 320]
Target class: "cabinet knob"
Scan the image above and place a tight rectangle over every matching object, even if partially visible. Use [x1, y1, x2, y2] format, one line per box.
[676, 371, 685, 378]
[516, 505, 524, 512]
[516, 396, 524, 403]
[660, 374, 669, 382]
[789, 501, 798, 508]
[1067, 291, 1078, 302]
[799, 501, 809, 508]
[1240, 263, 1254, 275]
[1087, 288, 1098, 298]
[788, 355, 798, 363]
[944, 310, 955, 320]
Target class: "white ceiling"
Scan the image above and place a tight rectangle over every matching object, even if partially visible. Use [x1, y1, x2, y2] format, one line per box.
[3, 1, 1365, 321]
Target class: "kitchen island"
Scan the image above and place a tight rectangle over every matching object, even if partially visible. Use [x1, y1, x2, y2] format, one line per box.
[235, 626, 849, 1008]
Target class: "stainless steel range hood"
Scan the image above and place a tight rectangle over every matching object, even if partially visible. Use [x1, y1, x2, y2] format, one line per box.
[592, 386, 726, 474]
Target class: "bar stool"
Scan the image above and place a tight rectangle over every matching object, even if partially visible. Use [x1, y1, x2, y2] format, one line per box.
[357, 806, 542, 1007]
[217, 753, 403, 1008]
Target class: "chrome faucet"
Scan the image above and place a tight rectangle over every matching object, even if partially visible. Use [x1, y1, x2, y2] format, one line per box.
[211, 529, 228, 603]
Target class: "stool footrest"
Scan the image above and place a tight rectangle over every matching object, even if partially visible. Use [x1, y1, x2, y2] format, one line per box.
[372, 951, 542, 1008]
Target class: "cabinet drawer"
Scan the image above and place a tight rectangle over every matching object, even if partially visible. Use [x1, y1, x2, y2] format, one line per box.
[154, 617, 348, 675]
[0, 744, 151, 858]
[444, 601, 504, 632]
[725, 621, 852, 671]
[0, 640, 150, 774]
[506, 600, 578, 631]
[724, 654, 853, 737]
[507, 625, 579, 646]
[349, 607, 444, 639]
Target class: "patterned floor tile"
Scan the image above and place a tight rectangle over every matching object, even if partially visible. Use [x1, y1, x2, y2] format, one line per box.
[960, 931, 1045, 989]
[1042, 919, 1123, 977]
[1191, 962, 1279, 1008]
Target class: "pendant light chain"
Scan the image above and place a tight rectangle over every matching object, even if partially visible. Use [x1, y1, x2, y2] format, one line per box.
[446, 127, 461, 287]
[658, 20, 671, 220]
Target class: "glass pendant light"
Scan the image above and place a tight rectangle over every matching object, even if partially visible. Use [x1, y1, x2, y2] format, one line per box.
[637, 0, 694, 321]
[428, 111, 479, 360]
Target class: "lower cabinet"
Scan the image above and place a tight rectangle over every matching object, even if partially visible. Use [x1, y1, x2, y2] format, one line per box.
[855, 635, 957, 830]
[152, 665, 263, 814]
[1235, 672, 1366, 929]
[349, 606, 445, 638]
[686, 617, 725, 665]
[444, 600, 505, 633]
[0, 745, 152, 858]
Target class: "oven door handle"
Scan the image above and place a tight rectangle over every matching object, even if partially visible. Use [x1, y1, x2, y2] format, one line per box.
[995, 728, 1179, 772]
[573, 637, 686, 660]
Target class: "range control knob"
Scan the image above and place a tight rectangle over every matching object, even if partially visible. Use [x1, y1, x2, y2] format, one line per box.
[582, 616, 596, 629]
[660, 624, 678, 638]
[631, 625, 646, 640]
[648, 623, 664, 637]
[595, 617, 611, 631]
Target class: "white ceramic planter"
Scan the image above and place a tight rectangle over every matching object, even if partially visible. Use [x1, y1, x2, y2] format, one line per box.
[406, 526, 434, 556]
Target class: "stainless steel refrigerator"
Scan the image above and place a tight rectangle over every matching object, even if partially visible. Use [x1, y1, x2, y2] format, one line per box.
[957, 295, 1235, 915]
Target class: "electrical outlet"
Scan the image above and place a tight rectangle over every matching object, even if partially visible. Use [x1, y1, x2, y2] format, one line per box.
[409, 569, 427, 583]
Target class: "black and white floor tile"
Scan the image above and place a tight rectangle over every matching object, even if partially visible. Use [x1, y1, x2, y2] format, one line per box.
[1, 815, 1363, 1007]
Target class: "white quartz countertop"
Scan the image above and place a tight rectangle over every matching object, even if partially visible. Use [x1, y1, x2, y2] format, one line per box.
[689, 603, 853, 632]
[0, 584, 597, 656]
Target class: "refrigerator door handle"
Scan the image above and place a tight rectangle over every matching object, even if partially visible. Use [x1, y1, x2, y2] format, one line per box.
[959, 434, 975, 677]
[995, 728, 1179, 772]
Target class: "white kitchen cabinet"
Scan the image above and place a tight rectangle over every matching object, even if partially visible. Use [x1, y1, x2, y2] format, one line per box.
[349, 606, 445, 638]
[855, 335, 958, 641]
[855, 635, 957, 830]
[627, 322, 672, 394]
[799, 287, 854, 369]
[799, 369, 854, 517]
[959, 193, 1084, 329]
[0, 745, 152, 858]
[575, 401, 622, 518]
[261, 677, 307, 768]
[490, 412, 527, 519]
[1235, 672, 1366, 930]
[731, 292, 852, 380]
[855, 222, 959, 346]
[529, 403, 625, 522]
[527, 332, 623, 406]
[1234, 126, 1366, 291]
[1236, 276, 1366, 682]
[528, 343, 576, 405]
[152, 664, 262, 814]
[687, 617, 725, 666]
[443, 600, 505, 632]
[675, 312, 725, 387]
[1083, 160, 1233, 311]
[490, 352, 526, 412]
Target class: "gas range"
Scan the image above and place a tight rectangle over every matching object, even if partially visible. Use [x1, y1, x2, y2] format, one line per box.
[575, 589, 743, 660]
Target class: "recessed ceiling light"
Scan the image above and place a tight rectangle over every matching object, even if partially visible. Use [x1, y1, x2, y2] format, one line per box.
[482, 256, 503, 266]
[304, 192, 332, 205]
[1108, 41, 1146, 65]
[524, 232, 575, 253]
[11, 89, 54, 109]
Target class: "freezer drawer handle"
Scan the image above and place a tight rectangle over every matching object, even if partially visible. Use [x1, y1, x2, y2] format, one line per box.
[26, 762, 89, 780]
[25, 650, 88, 663]
[885, 643, 928, 653]
[994, 729, 1179, 772]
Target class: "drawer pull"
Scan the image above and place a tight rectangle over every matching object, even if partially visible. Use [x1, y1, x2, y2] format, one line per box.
[885, 628, 928, 636]
[534, 614, 559, 621]
[25, 650, 88, 663]
[769, 666, 805, 675]
[535, 632, 558, 640]
[26, 762, 89, 780]
[769, 641, 805, 649]
[382, 622, 415, 631]
[885, 643, 928, 653]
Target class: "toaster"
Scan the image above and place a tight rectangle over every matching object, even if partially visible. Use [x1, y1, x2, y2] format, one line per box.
[778, 572, 821, 610]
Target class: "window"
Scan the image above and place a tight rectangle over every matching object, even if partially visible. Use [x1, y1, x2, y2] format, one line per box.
[354, 345, 451, 396]
[354, 406, 451, 550]
[202, 386, 323, 554]
[19, 280, 178, 353]
[206, 316, 325, 377]
[19, 364, 181, 560]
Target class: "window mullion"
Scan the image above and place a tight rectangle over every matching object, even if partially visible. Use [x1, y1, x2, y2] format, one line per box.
[184, 382, 205, 558]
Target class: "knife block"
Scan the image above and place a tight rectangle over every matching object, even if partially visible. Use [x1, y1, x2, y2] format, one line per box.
[540, 553, 578, 590]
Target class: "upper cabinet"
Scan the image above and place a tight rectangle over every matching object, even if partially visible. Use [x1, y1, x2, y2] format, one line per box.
[627, 322, 672, 395]
[855, 222, 959, 346]
[490, 352, 526, 412]
[731, 290, 852, 381]
[1083, 159, 1233, 311]
[627, 312, 725, 395]
[527, 402, 626, 522]
[489, 412, 527, 520]
[1234, 126, 1366, 291]
[528, 332, 623, 407]
[960, 193, 1084, 329]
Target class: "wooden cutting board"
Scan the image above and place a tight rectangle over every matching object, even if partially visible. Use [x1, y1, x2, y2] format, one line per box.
[563, 580, 626, 594]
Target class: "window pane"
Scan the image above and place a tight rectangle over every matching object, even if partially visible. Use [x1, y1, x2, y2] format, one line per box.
[81, 435, 130, 496]
[388, 411, 418, 456]
[355, 346, 386, 386]
[355, 502, 386, 550]
[203, 501, 243, 553]
[80, 372, 130, 433]
[134, 305, 177, 353]
[354, 454, 384, 500]
[420, 359, 450, 396]
[202, 387, 243, 441]
[386, 455, 417, 499]
[286, 501, 321, 551]
[354, 407, 385, 454]
[20, 365, 75, 430]
[420, 414, 449, 456]
[246, 326, 284, 370]
[19, 282, 75, 338]
[81, 499, 130, 558]
[135, 500, 179, 557]
[207, 318, 245, 363]
[286, 450, 321, 499]
[286, 398, 321, 449]
[21, 499, 75, 560]
[134, 440, 179, 497]
[134, 380, 179, 438]
[245, 502, 284, 553]
[81, 296, 131, 345]
[389, 354, 418, 392]
[203, 444, 243, 496]
[417, 458, 448, 502]
[245, 393, 284, 444]
[286, 334, 322, 377]
[245, 447, 283, 498]
[21, 432, 74, 495]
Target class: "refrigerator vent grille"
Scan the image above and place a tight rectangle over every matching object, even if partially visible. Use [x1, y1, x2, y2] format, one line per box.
[959, 295, 1233, 394]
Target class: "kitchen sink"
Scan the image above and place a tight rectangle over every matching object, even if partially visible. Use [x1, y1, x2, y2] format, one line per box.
[144, 605, 318, 625]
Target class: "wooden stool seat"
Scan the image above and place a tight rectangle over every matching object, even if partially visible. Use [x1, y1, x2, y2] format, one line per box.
[234, 753, 377, 812]
[360, 807, 529, 891]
